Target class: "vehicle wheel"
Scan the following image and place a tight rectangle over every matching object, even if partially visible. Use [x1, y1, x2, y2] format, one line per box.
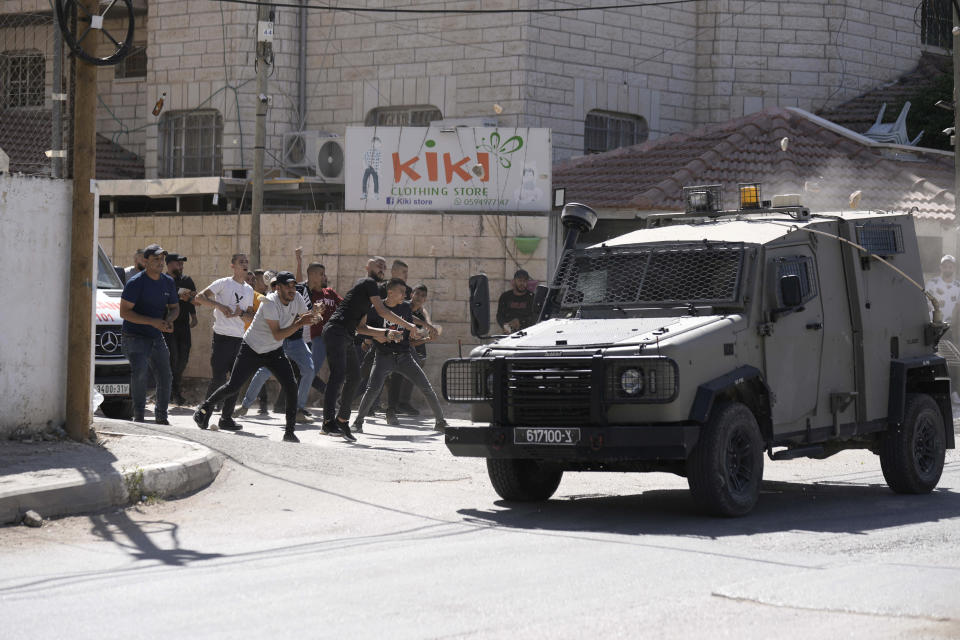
[486, 458, 563, 502]
[880, 393, 946, 494]
[100, 398, 133, 420]
[687, 402, 764, 517]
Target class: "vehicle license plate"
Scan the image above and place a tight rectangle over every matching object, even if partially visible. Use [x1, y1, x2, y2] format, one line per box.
[95, 383, 129, 396]
[514, 427, 580, 445]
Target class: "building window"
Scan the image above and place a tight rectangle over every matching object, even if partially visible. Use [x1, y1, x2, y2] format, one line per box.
[921, 0, 952, 50]
[158, 110, 223, 178]
[0, 50, 45, 109]
[584, 110, 648, 154]
[114, 46, 147, 79]
[365, 105, 442, 127]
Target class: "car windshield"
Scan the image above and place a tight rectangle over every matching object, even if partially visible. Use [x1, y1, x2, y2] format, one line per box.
[97, 245, 124, 289]
[552, 242, 746, 308]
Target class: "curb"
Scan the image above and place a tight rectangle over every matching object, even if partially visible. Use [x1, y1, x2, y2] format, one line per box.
[0, 433, 222, 524]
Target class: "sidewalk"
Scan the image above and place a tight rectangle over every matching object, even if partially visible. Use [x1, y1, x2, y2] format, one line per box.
[0, 418, 222, 525]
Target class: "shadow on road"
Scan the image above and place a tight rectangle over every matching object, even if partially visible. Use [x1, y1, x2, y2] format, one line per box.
[88, 511, 224, 566]
[458, 479, 960, 538]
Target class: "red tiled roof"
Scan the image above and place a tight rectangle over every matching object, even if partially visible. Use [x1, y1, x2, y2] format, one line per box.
[553, 106, 956, 221]
[0, 109, 144, 179]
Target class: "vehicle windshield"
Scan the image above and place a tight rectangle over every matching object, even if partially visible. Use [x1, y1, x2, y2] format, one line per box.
[97, 245, 124, 289]
[552, 242, 746, 308]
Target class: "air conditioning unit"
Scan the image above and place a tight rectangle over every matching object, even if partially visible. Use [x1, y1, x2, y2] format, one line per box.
[281, 131, 346, 183]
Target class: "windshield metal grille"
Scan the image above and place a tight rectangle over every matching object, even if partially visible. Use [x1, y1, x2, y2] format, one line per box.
[553, 243, 745, 307]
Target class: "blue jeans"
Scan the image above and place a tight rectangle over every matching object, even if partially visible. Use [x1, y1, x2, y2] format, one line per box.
[122, 332, 172, 420]
[242, 337, 314, 409]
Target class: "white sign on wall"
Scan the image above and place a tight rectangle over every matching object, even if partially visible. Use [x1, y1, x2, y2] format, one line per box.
[345, 127, 551, 212]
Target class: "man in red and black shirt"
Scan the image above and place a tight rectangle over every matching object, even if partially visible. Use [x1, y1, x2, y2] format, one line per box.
[305, 261, 342, 394]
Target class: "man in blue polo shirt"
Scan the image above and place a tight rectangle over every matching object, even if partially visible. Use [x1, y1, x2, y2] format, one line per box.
[119, 243, 179, 424]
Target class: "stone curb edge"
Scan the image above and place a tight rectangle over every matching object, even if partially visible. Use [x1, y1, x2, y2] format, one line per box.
[0, 432, 223, 525]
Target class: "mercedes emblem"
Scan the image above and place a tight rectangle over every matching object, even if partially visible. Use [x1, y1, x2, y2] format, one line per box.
[100, 330, 120, 353]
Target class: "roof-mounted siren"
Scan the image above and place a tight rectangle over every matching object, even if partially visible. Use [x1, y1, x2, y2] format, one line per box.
[683, 184, 723, 216]
[559, 202, 598, 254]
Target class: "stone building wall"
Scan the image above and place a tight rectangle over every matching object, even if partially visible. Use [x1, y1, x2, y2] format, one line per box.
[99, 209, 548, 393]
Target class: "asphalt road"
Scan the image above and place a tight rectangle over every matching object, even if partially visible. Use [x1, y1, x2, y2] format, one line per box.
[1, 406, 959, 639]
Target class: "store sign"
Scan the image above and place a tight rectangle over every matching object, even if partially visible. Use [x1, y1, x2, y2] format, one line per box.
[345, 127, 552, 212]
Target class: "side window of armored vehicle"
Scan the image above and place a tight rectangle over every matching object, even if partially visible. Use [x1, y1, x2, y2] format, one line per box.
[855, 222, 904, 258]
[772, 256, 818, 307]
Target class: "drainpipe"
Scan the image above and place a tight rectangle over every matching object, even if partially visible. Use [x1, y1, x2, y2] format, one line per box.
[299, 0, 307, 130]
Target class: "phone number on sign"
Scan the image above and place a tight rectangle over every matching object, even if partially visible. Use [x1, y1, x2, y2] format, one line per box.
[454, 198, 511, 206]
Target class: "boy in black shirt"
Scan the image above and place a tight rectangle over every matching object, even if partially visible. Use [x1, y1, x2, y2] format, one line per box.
[496, 269, 536, 332]
[351, 279, 447, 433]
[321, 257, 436, 440]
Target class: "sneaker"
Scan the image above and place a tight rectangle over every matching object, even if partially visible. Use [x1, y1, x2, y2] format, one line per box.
[258, 403, 270, 415]
[385, 411, 399, 426]
[396, 403, 420, 416]
[434, 419, 448, 432]
[352, 421, 364, 434]
[340, 421, 357, 442]
[300, 408, 313, 418]
[283, 429, 300, 443]
[172, 394, 186, 406]
[235, 405, 249, 417]
[218, 417, 243, 431]
[321, 420, 341, 436]
[193, 407, 211, 430]
[133, 415, 145, 423]
[296, 409, 313, 424]
[156, 417, 170, 426]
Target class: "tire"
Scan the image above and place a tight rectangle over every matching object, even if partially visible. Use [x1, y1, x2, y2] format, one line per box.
[880, 393, 946, 494]
[687, 402, 764, 517]
[486, 458, 563, 502]
[100, 398, 133, 420]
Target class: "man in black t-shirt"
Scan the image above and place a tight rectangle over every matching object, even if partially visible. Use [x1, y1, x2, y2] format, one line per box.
[164, 253, 197, 405]
[352, 279, 447, 433]
[496, 268, 536, 333]
[321, 257, 436, 441]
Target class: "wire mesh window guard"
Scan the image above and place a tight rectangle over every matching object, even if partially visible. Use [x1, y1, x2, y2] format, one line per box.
[1, 49, 44, 108]
[855, 222, 904, 256]
[158, 110, 223, 178]
[364, 105, 442, 127]
[774, 256, 818, 306]
[553, 243, 746, 307]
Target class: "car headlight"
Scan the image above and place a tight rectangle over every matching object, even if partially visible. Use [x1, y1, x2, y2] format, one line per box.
[620, 368, 644, 396]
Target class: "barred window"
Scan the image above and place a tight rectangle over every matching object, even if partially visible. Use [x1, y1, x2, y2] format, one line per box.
[584, 110, 648, 154]
[158, 110, 223, 178]
[774, 256, 818, 306]
[114, 46, 147, 79]
[0, 50, 45, 108]
[365, 105, 442, 127]
[921, 0, 952, 50]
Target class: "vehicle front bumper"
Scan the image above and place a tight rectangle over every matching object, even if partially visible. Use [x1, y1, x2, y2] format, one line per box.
[444, 423, 700, 461]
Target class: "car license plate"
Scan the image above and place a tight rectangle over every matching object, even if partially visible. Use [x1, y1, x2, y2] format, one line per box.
[95, 383, 129, 396]
[514, 427, 580, 445]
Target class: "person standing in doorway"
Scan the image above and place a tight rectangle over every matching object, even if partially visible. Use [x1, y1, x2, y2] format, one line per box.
[119, 244, 179, 424]
[164, 252, 197, 405]
[192, 253, 254, 430]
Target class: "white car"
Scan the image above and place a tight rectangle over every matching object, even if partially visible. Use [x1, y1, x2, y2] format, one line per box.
[94, 244, 133, 419]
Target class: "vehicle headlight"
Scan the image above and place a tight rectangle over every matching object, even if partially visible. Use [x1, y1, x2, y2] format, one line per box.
[620, 368, 644, 396]
[485, 371, 495, 397]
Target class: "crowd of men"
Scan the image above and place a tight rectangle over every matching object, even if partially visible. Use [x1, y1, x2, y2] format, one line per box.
[116, 244, 501, 444]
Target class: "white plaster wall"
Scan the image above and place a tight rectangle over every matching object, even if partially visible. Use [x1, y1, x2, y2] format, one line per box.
[0, 175, 73, 437]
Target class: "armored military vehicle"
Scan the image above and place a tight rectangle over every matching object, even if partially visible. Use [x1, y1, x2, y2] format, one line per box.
[442, 185, 953, 516]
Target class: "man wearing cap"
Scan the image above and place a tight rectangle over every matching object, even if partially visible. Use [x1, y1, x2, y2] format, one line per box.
[496, 269, 536, 333]
[926, 254, 960, 403]
[164, 252, 197, 405]
[193, 271, 316, 443]
[193, 253, 255, 429]
[119, 244, 179, 424]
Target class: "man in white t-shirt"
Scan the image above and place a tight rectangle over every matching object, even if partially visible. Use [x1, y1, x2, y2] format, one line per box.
[194, 271, 316, 443]
[192, 253, 255, 429]
[926, 254, 960, 404]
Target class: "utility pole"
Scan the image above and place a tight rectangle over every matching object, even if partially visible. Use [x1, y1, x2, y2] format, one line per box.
[954, 11, 959, 220]
[64, 0, 98, 441]
[251, 7, 273, 269]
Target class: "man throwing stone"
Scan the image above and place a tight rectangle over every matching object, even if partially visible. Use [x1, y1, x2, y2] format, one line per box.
[194, 272, 316, 443]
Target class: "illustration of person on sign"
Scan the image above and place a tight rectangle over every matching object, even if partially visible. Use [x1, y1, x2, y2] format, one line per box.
[360, 136, 382, 201]
[514, 163, 543, 204]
